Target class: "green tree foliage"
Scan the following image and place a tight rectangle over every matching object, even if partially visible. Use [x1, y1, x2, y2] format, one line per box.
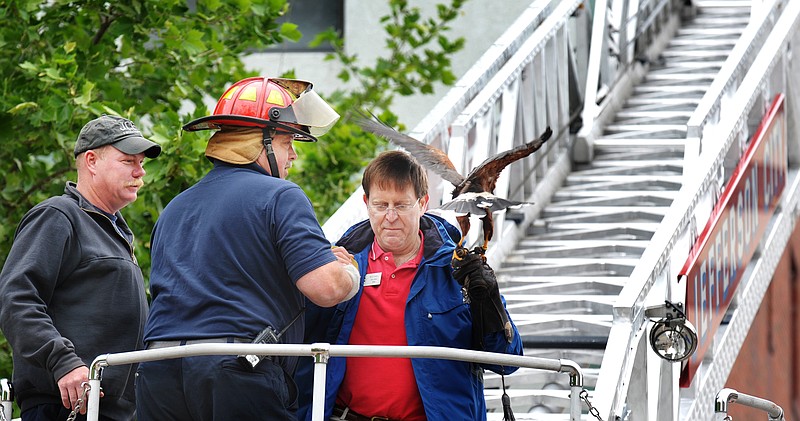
[0, 0, 465, 390]
[0, 0, 299, 271]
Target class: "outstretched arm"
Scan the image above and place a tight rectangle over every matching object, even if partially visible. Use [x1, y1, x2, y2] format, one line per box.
[297, 248, 360, 307]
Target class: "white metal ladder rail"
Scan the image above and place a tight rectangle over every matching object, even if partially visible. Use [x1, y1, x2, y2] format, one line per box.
[83, 343, 585, 421]
[0, 378, 11, 421]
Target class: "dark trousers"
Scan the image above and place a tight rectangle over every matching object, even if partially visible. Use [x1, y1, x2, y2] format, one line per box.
[135, 355, 298, 421]
[20, 403, 114, 421]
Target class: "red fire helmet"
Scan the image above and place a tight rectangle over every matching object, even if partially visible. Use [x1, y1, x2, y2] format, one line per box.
[183, 77, 339, 142]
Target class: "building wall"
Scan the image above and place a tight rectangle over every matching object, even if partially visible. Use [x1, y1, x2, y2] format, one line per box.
[242, 0, 535, 128]
[725, 219, 800, 420]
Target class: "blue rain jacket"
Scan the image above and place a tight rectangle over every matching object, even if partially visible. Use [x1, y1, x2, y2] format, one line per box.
[298, 213, 522, 420]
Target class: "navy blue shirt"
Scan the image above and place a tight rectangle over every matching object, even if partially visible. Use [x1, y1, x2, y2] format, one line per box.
[144, 161, 336, 368]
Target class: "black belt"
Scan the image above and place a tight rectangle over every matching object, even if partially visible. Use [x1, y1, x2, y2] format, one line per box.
[333, 405, 392, 421]
[146, 337, 251, 349]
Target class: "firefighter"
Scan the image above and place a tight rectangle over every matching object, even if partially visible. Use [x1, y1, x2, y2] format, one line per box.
[135, 77, 359, 421]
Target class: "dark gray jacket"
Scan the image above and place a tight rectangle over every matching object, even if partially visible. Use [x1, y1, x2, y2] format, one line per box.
[0, 182, 147, 420]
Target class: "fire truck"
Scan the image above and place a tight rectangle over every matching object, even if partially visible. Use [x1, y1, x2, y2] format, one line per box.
[3, 0, 799, 419]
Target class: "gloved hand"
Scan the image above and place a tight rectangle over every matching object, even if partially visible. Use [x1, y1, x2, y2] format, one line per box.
[451, 247, 514, 348]
[452, 246, 484, 286]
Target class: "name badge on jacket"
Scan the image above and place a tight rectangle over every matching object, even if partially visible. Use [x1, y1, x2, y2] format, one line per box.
[364, 272, 382, 287]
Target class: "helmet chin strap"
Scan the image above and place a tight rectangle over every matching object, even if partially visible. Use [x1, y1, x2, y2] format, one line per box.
[261, 128, 282, 178]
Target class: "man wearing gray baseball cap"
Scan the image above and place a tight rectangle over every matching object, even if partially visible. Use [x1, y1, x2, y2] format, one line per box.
[74, 114, 161, 158]
[0, 115, 161, 421]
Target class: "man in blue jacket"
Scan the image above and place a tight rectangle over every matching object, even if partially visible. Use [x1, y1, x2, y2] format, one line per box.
[299, 150, 522, 420]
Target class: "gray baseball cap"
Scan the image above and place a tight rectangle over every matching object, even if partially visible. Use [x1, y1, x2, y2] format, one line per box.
[73, 115, 161, 158]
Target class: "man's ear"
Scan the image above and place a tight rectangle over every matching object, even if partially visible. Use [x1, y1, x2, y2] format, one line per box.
[83, 150, 99, 175]
[420, 194, 430, 211]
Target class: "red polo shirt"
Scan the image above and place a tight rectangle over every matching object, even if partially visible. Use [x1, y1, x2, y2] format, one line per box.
[336, 233, 426, 420]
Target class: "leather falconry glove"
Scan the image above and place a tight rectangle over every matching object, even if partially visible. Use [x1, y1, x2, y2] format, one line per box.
[452, 247, 514, 348]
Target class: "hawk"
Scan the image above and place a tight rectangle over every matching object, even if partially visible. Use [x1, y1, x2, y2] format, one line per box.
[355, 116, 552, 252]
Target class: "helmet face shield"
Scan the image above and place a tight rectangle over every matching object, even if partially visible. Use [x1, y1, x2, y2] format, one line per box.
[288, 90, 340, 137]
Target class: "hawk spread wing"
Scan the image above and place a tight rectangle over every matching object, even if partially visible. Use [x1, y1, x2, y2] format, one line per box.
[460, 126, 552, 196]
[353, 117, 465, 187]
[355, 114, 552, 250]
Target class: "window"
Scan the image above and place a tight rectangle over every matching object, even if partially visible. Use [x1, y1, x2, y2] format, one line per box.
[270, 0, 344, 52]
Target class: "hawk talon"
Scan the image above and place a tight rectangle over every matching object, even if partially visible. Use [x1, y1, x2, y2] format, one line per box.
[453, 246, 470, 261]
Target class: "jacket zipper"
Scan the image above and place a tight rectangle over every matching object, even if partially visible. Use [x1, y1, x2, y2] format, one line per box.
[82, 208, 137, 260]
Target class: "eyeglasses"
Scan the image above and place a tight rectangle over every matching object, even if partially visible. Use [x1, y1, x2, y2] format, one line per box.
[273, 129, 313, 142]
[367, 199, 421, 216]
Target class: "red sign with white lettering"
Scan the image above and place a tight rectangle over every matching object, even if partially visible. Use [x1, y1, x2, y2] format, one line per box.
[679, 94, 787, 387]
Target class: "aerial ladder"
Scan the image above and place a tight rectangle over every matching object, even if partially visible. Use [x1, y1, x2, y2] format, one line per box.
[324, 0, 800, 419]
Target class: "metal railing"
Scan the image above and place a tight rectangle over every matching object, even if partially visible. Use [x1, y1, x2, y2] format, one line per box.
[714, 388, 785, 421]
[0, 378, 12, 421]
[84, 343, 585, 421]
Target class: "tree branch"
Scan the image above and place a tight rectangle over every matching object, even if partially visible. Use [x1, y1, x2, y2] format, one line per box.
[92, 11, 117, 45]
